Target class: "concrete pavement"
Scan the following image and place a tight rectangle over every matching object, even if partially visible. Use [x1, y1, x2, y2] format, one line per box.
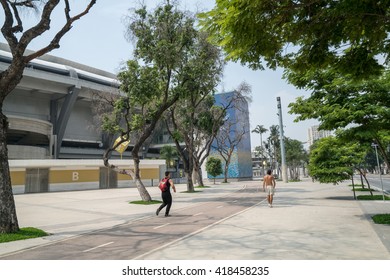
[1, 178, 389, 259]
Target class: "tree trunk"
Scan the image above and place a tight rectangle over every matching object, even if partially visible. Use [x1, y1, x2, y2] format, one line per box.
[132, 153, 152, 202]
[192, 167, 198, 186]
[197, 167, 205, 187]
[193, 163, 205, 187]
[186, 169, 195, 192]
[0, 111, 19, 233]
[223, 164, 229, 183]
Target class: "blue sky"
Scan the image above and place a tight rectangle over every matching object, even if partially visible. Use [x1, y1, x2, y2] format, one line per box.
[1, 0, 318, 148]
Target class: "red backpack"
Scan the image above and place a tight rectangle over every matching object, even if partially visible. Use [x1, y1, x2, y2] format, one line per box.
[159, 178, 169, 192]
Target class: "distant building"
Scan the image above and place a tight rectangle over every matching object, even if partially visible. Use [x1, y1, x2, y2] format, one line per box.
[208, 91, 253, 181]
[308, 125, 332, 146]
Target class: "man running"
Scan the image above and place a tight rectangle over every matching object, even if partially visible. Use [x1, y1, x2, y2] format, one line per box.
[263, 169, 276, 208]
[156, 171, 176, 217]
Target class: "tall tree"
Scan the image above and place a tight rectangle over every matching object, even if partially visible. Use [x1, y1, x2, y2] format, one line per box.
[100, 1, 205, 201]
[288, 69, 390, 169]
[100, 1, 225, 196]
[0, 0, 97, 233]
[267, 125, 280, 172]
[252, 125, 268, 155]
[199, 0, 390, 79]
[213, 112, 247, 183]
[212, 83, 252, 183]
[166, 94, 225, 191]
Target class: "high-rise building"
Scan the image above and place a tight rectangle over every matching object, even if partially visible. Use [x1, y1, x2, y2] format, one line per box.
[308, 125, 332, 146]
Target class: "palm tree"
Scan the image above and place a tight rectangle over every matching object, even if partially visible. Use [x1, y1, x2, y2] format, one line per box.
[252, 125, 268, 154]
[252, 125, 268, 176]
[268, 125, 280, 173]
[160, 145, 178, 169]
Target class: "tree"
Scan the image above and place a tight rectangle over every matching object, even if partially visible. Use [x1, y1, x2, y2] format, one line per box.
[160, 145, 178, 169]
[212, 84, 252, 183]
[309, 136, 366, 184]
[165, 94, 225, 191]
[284, 137, 307, 180]
[266, 125, 280, 173]
[252, 125, 268, 156]
[199, 0, 390, 79]
[0, 0, 97, 233]
[160, 28, 225, 191]
[213, 115, 247, 183]
[100, 1, 203, 201]
[288, 69, 390, 170]
[205, 156, 222, 184]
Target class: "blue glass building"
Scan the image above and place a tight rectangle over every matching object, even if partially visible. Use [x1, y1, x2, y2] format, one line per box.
[208, 91, 253, 180]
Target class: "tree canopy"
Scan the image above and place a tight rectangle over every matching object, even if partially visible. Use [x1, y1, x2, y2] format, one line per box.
[199, 0, 390, 79]
[309, 136, 366, 184]
[288, 68, 390, 168]
[206, 156, 223, 184]
[100, 1, 223, 197]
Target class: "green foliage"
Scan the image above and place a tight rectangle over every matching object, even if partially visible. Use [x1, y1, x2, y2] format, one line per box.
[101, 1, 224, 147]
[372, 214, 390, 224]
[308, 136, 366, 184]
[285, 137, 308, 180]
[100, 1, 203, 139]
[199, 0, 390, 79]
[0, 227, 48, 243]
[288, 70, 390, 132]
[159, 145, 178, 168]
[288, 68, 390, 169]
[206, 157, 223, 179]
[357, 195, 390, 201]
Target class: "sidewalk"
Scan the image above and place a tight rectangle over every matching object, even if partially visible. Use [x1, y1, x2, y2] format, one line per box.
[1, 178, 389, 259]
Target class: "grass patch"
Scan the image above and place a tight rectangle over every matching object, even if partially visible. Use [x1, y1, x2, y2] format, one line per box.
[372, 214, 390, 225]
[357, 195, 390, 201]
[0, 227, 49, 244]
[129, 200, 161, 205]
[182, 190, 202, 193]
[195, 185, 211, 189]
[349, 184, 364, 187]
[352, 188, 376, 192]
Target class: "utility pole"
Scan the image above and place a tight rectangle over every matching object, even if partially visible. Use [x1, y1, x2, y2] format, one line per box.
[372, 143, 385, 202]
[277, 97, 288, 183]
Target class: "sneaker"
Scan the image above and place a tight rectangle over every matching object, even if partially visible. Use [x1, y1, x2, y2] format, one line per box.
[268, 203, 271, 208]
[156, 209, 160, 216]
[165, 214, 171, 217]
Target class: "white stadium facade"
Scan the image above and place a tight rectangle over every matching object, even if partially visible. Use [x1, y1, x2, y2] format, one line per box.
[1, 42, 120, 160]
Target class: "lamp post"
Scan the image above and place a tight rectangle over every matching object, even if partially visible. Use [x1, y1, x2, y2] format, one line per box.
[277, 97, 288, 183]
[372, 143, 385, 202]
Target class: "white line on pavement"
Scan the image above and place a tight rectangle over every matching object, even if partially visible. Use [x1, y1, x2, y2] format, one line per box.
[153, 223, 170, 230]
[83, 242, 114, 253]
[193, 212, 203, 216]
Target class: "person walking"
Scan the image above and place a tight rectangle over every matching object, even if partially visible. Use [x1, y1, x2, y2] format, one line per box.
[156, 171, 176, 217]
[263, 169, 276, 207]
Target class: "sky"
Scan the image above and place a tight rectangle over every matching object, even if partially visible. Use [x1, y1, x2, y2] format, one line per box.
[1, 0, 318, 149]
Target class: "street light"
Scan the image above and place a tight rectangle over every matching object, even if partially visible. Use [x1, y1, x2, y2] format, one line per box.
[372, 143, 385, 202]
